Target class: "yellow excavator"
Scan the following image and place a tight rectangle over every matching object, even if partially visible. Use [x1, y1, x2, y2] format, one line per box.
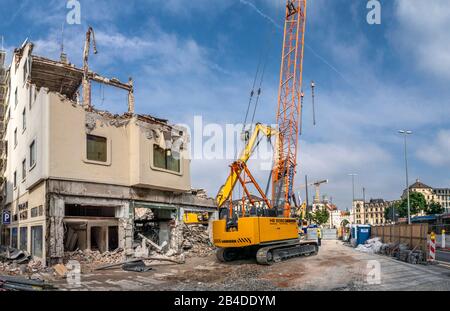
[212, 0, 318, 265]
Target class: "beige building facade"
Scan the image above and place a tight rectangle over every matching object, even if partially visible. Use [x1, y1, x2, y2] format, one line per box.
[0, 42, 215, 265]
[403, 179, 450, 214]
[352, 199, 391, 225]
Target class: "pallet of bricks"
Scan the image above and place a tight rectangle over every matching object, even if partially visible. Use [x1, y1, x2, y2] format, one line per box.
[371, 223, 428, 264]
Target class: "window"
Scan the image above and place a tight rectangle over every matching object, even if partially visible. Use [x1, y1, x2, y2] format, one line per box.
[153, 145, 181, 173]
[31, 226, 43, 258]
[11, 228, 18, 249]
[23, 59, 29, 83]
[13, 171, 17, 188]
[14, 128, 17, 147]
[19, 227, 27, 251]
[22, 159, 26, 181]
[15, 88, 18, 107]
[86, 134, 107, 162]
[22, 108, 26, 131]
[29, 140, 36, 168]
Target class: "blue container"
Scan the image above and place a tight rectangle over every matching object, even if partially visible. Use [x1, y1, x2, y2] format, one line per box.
[356, 225, 371, 246]
[350, 225, 371, 246]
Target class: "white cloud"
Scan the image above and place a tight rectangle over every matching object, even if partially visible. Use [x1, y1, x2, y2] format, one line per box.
[393, 0, 450, 79]
[417, 130, 450, 166]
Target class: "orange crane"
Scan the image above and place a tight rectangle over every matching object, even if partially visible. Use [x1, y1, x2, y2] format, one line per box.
[212, 0, 317, 265]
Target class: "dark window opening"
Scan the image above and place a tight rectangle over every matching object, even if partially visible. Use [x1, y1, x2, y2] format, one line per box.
[153, 145, 180, 173]
[11, 228, 18, 249]
[87, 134, 107, 162]
[65, 204, 116, 218]
[31, 226, 43, 258]
[108, 226, 119, 251]
[19, 227, 27, 251]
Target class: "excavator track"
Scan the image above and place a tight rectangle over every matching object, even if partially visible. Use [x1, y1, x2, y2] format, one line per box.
[256, 241, 318, 265]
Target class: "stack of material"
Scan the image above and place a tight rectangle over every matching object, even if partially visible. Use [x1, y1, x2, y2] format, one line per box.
[181, 225, 215, 258]
[380, 243, 396, 256]
[392, 243, 409, 259]
[355, 237, 383, 254]
[0, 275, 56, 291]
[63, 248, 125, 267]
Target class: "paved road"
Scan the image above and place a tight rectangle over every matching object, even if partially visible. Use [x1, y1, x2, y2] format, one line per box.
[52, 240, 450, 291]
[437, 250, 450, 263]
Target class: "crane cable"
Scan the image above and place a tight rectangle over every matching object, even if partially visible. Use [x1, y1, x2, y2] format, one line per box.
[242, 29, 274, 133]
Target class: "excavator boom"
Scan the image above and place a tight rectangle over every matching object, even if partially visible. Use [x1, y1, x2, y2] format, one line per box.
[215, 124, 275, 208]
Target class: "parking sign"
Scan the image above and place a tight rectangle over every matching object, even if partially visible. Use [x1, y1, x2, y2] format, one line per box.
[2, 210, 11, 225]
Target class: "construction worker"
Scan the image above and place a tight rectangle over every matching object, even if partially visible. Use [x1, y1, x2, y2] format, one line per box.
[317, 227, 322, 246]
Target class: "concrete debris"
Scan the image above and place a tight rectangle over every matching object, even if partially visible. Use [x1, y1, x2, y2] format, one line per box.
[0, 259, 49, 276]
[181, 225, 215, 258]
[63, 248, 125, 268]
[0, 246, 31, 264]
[355, 237, 382, 254]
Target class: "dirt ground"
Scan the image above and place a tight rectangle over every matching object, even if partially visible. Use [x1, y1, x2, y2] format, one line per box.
[50, 240, 450, 291]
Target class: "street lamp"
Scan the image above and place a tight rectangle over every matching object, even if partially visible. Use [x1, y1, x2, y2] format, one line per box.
[348, 173, 358, 223]
[348, 173, 358, 203]
[398, 130, 412, 225]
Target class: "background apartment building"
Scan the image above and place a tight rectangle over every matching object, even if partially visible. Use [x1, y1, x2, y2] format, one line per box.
[352, 199, 390, 225]
[403, 179, 450, 214]
[0, 42, 215, 265]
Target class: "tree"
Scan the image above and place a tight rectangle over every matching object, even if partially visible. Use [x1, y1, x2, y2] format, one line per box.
[312, 208, 330, 226]
[341, 219, 350, 227]
[385, 201, 401, 222]
[394, 192, 427, 218]
[425, 201, 444, 215]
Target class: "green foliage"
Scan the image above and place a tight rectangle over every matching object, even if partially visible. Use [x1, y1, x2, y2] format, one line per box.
[311, 208, 330, 226]
[385, 193, 444, 221]
[341, 219, 350, 227]
[425, 201, 445, 215]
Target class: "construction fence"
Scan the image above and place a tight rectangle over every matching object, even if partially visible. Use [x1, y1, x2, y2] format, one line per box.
[371, 223, 429, 253]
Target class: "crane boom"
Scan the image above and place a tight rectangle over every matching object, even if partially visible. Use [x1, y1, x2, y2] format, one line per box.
[272, 0, 307, 217]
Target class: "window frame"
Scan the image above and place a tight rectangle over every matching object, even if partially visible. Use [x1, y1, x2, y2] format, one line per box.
[83, 134, 112, 166]
[22, 107, 26, 132]
[22, 158, 26, 182]
[151, 144, 182, 175]
[29, 140, 36, 170]
[14, 128, 17, 148]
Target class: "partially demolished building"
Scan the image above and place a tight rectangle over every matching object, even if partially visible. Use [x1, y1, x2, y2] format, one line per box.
[0, 41, 215, 266]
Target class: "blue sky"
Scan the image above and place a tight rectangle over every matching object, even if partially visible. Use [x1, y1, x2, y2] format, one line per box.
[1, 0, 449, 209]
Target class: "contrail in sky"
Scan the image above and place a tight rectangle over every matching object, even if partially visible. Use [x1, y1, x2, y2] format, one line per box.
[239, 0, 352, 87]
[239, 0, 283, 30]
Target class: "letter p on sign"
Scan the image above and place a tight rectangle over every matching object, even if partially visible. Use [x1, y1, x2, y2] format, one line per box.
[2, 211, 11, 225]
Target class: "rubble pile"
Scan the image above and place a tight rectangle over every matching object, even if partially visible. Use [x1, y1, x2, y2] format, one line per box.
[63, 248, 125, 267]
[355, 237, 383, 254]
[181, 225, 215, 258]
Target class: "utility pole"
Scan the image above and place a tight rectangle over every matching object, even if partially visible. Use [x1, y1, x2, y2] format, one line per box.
[363, 187, 366, 203]
[348, 173, 357, 224]
[305, 175, 310, 212]
[399, 130, 413, 225]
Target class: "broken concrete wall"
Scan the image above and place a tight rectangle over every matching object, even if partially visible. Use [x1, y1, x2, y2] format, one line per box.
[47, 195, 65, 265]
